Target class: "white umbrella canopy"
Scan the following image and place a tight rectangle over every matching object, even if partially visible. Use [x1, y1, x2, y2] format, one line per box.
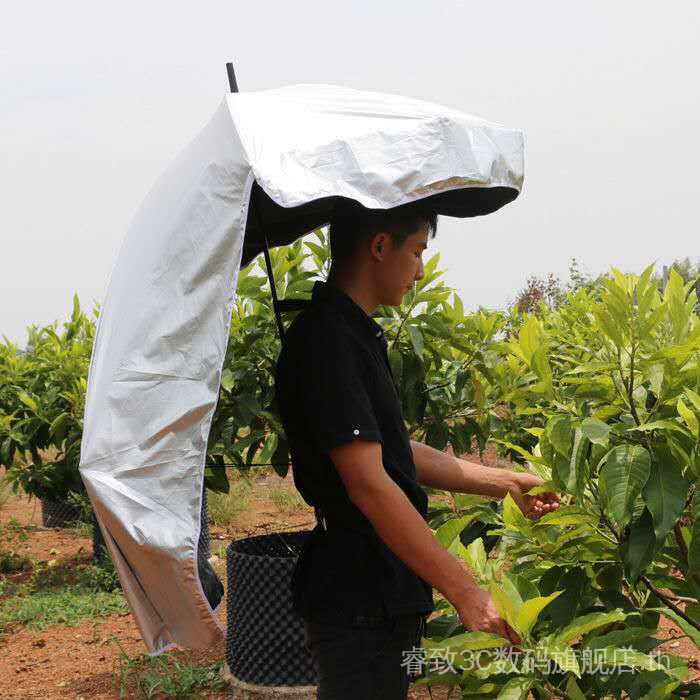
[78, 83, 524, 655]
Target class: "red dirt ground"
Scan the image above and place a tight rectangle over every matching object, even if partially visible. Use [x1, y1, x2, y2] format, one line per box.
[1, 450, 697, 699]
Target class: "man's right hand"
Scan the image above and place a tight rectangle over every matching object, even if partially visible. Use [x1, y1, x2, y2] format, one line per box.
[453, 586, 521, 646]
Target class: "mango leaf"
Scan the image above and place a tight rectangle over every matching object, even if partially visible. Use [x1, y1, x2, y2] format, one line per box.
[580, 417, 611, 446]
[489, 581, 520, 633]
[435, 513, 478, 549]
[565, 675, 587, 700]
[408, 324, 424, 356]
[639, 680, 682, 700]
[630, 420, 690, 435]
[518, 316, 540, 366]
[552, 609, 627, 647]
[536, 636, 580, 676]
[678, 397, 699, 437]
[496, 677, 533, 699]
[516, 590, 563, 636]
[492, 439, 547, 465]
[220, 368, 234, 392]
[18, 391, 38, 413]
[567, 427, 589, 500]
[502, 492, 533, 538]
[648, 607, 700, 648]
[642, 444, 689, 546]
[600, 445, 651, 527]
[463, 537, 487, 578]
[546, 414, 573, 456]
[582, 626, 653, 651]
[421, 630, 511, 652]
[620, 508, 657, 582]
[533, 506, 595, 528]
[685, 386, 700, 413]
[593, 646, 668, 672]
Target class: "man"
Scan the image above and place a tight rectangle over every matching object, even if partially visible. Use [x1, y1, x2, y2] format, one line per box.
[274, 200, 560, 699]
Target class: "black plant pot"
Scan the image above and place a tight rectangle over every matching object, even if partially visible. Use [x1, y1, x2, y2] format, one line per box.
[225, 531, 317, 698]
[40, 497, 81, 528]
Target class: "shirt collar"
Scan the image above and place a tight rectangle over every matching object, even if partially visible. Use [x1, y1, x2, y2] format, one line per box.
[311, 280, 386, 345]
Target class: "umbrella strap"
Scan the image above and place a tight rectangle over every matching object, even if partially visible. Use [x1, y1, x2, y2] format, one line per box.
[256, 213, 287, 349]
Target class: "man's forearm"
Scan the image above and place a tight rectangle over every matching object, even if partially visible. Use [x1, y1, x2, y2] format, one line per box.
[350, 473, 479, 605]
[410, 439, 516, 498]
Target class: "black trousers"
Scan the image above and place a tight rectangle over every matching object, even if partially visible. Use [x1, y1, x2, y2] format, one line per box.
[303, 613, 425, 700]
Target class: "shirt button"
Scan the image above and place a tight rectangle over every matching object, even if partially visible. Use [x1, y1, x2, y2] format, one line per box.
[353, 429, 360, 436]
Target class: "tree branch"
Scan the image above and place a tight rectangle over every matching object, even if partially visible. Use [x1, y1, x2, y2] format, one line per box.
[640, 575, 700, 632]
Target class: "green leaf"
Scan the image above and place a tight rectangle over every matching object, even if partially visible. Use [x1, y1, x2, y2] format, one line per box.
[496, 677, 533, 700]
[518, 316, 540, 366]
[516, 590, 563, 635]
[502, 492, 532, 537]
[546, 415, 573, 456]
[642, 444, 689, 546]
[18, 391, 38, 413]
[685, 386, 700, 413]
[580, 417, 611, 446]
[552, 609, 627, 647]
[489, 581, 520, 633]
[422, 630, 511, 652]
[463, 537, 487, 577]
[600, 445, 651, 527]
[647, 607, 700, 648]
[639, 680, 682, 700]
[408, 324, 424, 356]
[620, 508, 657, 582]
[48, 412, 71, 439]
[678, 397, 699, 437]
[565, 675, 587, 700]
[435, 514, 478, 549]
[533, 506, 595, 528]
[220, 368, 234, 392]
[593, 646, 668, 672]
[631, 420, 690, 435]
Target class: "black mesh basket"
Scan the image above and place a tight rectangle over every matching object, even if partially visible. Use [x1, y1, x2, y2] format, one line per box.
[226, 530, 318, 688]
[41, 497, 81, 528]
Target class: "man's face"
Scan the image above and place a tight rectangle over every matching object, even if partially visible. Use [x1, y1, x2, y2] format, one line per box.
[374, 222, 429, 307]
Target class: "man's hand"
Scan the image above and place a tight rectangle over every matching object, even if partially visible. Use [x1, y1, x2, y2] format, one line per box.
[508, 471, 561, 520]
[452, 569, 521, 646]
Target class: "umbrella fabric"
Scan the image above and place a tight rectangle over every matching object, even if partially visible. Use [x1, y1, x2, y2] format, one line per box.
[79, 83, 524, 655]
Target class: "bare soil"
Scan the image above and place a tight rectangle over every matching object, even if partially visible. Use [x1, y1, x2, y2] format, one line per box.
[1, 449, 697, 699]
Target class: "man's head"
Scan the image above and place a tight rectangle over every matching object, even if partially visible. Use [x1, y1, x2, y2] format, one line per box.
[327, 200, 438, 307]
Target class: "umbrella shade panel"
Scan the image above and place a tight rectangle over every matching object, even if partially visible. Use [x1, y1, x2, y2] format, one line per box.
[79, 83, 523, 655]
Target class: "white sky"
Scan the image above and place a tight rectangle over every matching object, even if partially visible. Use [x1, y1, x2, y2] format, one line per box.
[2, 0, 698, 348]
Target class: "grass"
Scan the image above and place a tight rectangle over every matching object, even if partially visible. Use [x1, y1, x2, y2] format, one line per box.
[207, 474, 253, 528]
[0, 552, 125, 634]
[114, 644, 230, 699]
[269, 484, 305, 512]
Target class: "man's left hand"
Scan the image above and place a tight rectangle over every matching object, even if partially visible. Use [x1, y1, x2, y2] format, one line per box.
[508, 472, 561, 520]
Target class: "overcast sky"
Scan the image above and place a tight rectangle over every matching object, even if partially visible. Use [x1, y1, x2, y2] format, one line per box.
[2, 0, 698, 348]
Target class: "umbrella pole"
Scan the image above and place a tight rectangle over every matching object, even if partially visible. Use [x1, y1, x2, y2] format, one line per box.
[226, 62, 287, 348]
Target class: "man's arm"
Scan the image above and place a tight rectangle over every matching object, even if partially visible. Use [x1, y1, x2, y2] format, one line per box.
[410, 439, 516, 497]
[410, 439, 561, 518]
[328, 439, 519, 643]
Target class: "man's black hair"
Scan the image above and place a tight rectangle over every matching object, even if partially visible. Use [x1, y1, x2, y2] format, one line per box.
[327, 199, 438, 276]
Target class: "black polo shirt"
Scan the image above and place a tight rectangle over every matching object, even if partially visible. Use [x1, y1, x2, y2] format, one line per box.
[274, 280, 435, 627]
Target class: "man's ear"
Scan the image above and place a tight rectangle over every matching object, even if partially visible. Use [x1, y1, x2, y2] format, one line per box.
[371, 232, 389, 259]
